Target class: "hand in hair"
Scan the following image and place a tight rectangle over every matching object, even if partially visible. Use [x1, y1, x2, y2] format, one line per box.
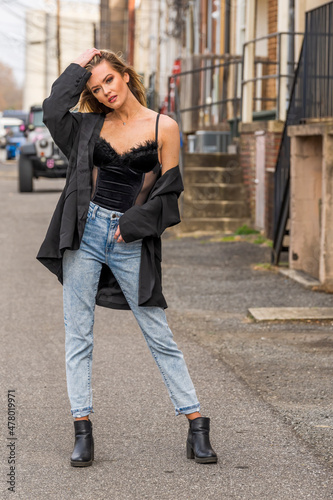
[73, 48, 102, 68]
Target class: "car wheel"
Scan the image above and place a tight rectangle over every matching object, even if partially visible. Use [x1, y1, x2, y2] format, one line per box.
[18, 154, 33, 192]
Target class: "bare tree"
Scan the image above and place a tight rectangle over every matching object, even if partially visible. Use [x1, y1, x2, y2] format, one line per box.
[0, 62, 23, 111]
[166, 0, 189, 39]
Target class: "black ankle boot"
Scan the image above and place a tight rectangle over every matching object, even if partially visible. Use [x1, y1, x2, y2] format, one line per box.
[187, 417, 217, 464]
[70, 419, 94, 467]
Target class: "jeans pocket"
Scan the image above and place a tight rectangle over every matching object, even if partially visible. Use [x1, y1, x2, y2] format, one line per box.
[125, 238, 143, 245]
[86, 208, 94, 222]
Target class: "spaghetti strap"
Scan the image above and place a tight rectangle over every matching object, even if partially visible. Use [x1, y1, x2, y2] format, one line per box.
[155, 113, 160, 143]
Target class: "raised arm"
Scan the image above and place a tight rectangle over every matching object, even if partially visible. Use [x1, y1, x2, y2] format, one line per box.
[42, 48, 101, 158]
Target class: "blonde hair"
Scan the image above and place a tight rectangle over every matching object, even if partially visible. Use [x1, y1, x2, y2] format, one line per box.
[78, 50, 147, 113]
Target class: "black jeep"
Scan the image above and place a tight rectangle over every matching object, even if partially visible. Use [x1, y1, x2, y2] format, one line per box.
[18, 105, 68, 192]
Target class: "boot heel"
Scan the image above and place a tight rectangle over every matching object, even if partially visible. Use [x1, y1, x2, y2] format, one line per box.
[187, 417, 218, 464]
[186, 440, 195, 459]
[70, 419, 94, 467]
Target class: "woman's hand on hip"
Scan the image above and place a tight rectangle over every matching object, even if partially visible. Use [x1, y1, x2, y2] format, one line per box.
[73, 48, 102, 68]
[114, 225, 124, 243]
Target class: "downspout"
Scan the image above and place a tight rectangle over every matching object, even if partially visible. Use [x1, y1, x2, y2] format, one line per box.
[224, 0, 230, 54]
[128, 0, 135, 66]
[288, 0, 295, 81]
[222, 0, 231, 124]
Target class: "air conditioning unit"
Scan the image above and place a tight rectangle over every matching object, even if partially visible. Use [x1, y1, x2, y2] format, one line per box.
[194, 130, 231, 153]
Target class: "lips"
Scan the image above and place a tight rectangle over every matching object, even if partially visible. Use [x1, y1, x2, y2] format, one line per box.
[108, 95, 117, 103]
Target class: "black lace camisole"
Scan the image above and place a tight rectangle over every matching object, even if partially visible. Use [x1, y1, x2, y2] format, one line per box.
[91, 113, 161, 213]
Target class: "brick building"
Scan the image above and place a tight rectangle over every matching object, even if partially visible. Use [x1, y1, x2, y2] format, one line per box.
[97, 0, 333, 238]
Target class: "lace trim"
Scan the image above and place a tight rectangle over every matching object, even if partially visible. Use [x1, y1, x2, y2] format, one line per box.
[93, 136, 160, 170]
[98, 136, 157, 158]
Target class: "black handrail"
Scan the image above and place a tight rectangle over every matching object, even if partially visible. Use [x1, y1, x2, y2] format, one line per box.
[167, 58, 242, 131]
[272, 1, 333, 264]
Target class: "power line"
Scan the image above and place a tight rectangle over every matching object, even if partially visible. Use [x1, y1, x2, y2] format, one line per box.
[0, 1, 99, 30]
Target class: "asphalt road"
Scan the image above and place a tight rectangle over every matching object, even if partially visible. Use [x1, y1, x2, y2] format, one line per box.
[1, 159, 333, 499]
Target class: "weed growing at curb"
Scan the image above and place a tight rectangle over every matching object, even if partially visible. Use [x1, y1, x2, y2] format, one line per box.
[253, 235, 273, 246]
[251, 262, 279, 272]
[235, 224, 260, 235]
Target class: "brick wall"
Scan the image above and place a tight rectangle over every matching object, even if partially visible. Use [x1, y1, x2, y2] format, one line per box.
[239, 121, 284, 238]
[265, 132, 282, 239]
[240, 131, 256, 218]
[266, 0, 278, 110]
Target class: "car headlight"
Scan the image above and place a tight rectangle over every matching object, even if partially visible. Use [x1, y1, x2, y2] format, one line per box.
[39, 139, 48, 148]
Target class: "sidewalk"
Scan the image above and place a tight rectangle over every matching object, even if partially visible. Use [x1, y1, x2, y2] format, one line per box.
[1, 177, 333, 499]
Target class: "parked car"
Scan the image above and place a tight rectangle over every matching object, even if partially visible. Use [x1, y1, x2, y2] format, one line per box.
[2, 110, 28, 124]
[18, 105, 68, 192]
[5, 124, 26, 160]
[0, 117, 25, 149]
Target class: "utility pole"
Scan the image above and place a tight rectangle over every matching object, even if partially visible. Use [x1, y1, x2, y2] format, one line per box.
[45, 13, 49, 97]
[56, 0, 61, 75]
[93, 22, 98, 48]
[155, 0, 162, 110]
[128, 0, 135, 65]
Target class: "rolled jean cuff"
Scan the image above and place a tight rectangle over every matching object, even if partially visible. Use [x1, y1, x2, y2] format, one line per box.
[175, 403, 200, 416]
[71, 406, 95, 419]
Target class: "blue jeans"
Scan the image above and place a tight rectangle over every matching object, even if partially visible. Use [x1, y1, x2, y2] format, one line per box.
[62, 201, 200, 418]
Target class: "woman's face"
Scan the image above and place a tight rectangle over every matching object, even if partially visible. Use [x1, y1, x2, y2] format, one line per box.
[88, 60, 130, 110]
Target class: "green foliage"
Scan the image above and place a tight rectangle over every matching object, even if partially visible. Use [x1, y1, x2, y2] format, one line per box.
[253, 235, 273, 246]
[235, 224, 260, 235]
[219, 235, 236, 242]
[253, 262, 274, 270]
[253, 235, 267, 245]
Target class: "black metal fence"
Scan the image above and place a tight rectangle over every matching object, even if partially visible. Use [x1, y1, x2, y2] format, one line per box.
[272, 1, 333, 264]
[241, 32, 303, 121]
[167, 56, 242, 135]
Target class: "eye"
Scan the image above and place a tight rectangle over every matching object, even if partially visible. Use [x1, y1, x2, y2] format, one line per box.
[106, 77, 113, 83]
[92, 88, 100, 94]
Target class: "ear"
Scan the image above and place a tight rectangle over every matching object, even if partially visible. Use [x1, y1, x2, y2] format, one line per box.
[123, 72, 130, 83]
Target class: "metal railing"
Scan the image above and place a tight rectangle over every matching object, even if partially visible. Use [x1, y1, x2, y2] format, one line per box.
[272, 1, 333, 264]
[271, 43, 304, 264]
[167, 55, 242, 135]
[241, 31, 304, 121]
[167, 32, 304, 142]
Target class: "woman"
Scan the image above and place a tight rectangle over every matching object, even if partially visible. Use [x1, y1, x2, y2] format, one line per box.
[37, 48, 217, 467]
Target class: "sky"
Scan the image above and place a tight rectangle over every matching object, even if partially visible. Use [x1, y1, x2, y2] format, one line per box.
[0, 0, 100, 86]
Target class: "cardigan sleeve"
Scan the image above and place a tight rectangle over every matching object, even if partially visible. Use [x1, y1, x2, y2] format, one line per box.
[119, 166, 184, 242]
[42, 63, 92, 159]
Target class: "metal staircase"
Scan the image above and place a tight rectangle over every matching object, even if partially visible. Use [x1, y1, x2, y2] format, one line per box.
[272, 2, 333, 264]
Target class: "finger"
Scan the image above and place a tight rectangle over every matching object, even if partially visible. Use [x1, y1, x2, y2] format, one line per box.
[74, 48, 101, 67]
[91, 48, 102, 56]
[114, 229, 123, 242]
[115, 230, 123, 243]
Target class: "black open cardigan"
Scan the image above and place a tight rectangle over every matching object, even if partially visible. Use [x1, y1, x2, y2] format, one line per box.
[36, 63, 184, 310]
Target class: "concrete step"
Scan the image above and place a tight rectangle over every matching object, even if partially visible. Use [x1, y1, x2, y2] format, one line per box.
[184, 183, 247, 202]
[179, 217, 251, 233]
[183, 200, 250, 218]
[184, 166, 244, 184]
[184, 152, 239, 168]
